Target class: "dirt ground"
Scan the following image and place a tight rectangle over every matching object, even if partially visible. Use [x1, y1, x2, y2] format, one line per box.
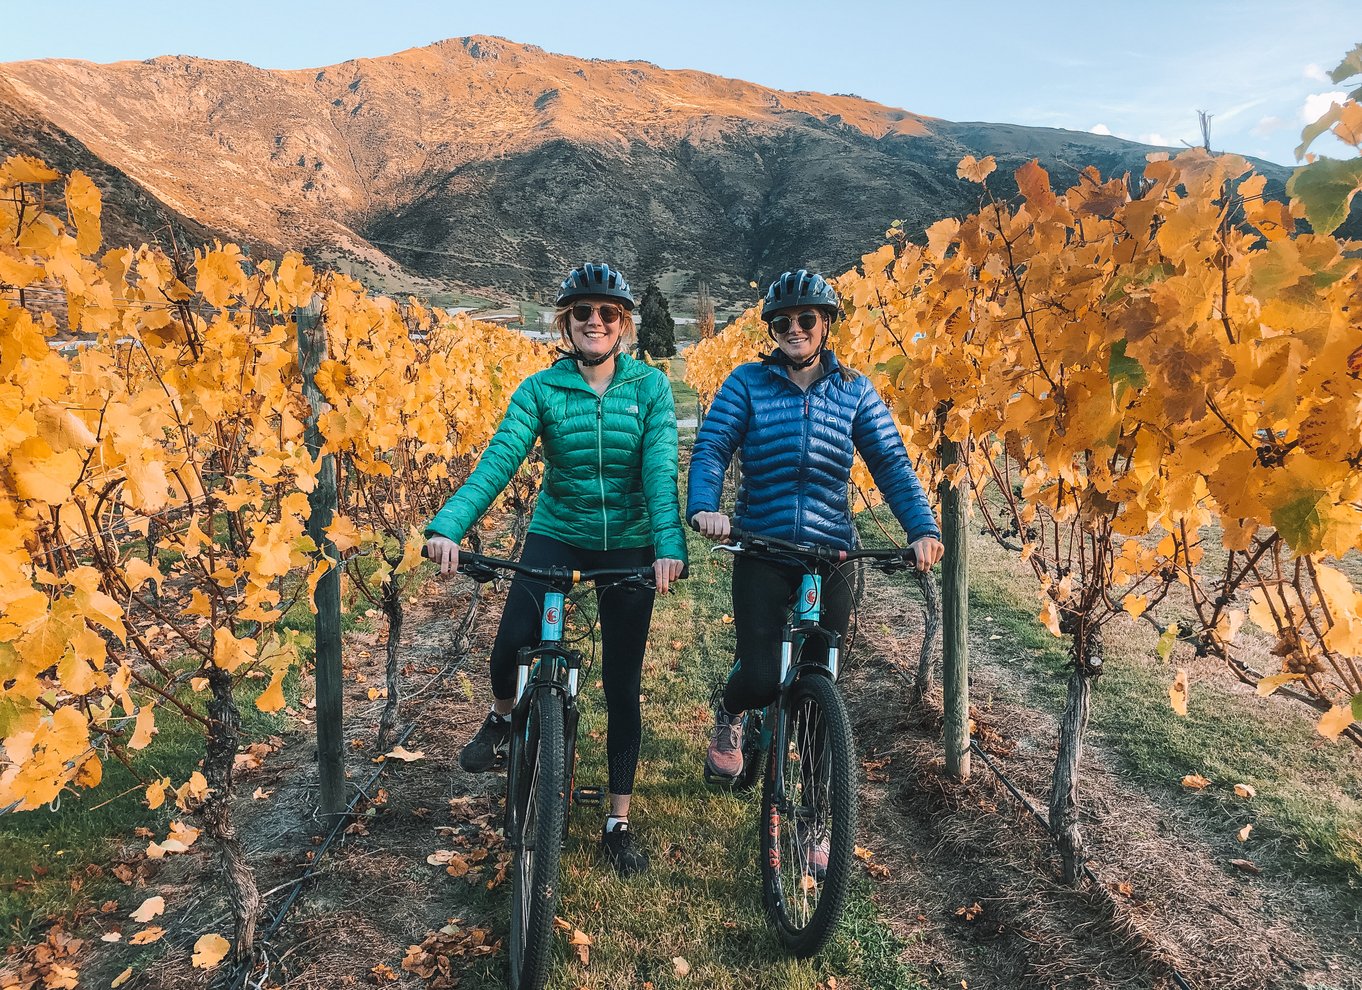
[842, 566, 1362, 990]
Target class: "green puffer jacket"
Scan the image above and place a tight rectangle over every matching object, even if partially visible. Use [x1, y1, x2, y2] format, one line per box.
[425, 355, 688, 562]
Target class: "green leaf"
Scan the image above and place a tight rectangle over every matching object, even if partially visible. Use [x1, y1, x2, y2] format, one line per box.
[877, 353, 908, 382]
[1328, 44, 1362, 85]
[1295, 103, 1344, 161]
[1155, 622, 1180, 662]
[1286, 158, 1362, 236]
[1270, 488, 1329, 554]
[1352, 692, 1362, 722]
[1109, 339, 1147, 398]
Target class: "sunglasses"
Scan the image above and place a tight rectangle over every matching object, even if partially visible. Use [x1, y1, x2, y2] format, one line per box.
[570, 303, 623, 325]
[769, 311, 822, 336]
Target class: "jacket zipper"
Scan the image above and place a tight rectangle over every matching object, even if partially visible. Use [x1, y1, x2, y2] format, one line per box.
[597, 394, 608, 549]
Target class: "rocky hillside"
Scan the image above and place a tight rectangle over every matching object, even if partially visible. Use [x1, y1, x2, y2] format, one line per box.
[0, 36, 1316, 303]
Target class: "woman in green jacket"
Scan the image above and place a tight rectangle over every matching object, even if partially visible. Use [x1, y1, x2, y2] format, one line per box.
[424, 263, 687, 876]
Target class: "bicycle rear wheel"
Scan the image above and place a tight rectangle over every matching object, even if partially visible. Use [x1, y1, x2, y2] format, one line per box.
[506, 691, 566, 990]
[759, 673, 857, 957]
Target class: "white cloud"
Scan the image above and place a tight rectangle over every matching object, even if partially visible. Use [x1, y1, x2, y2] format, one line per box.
[1302, 91, 1346, 122]
[1252, 115, 1286, 136]
[1143, 132, 1172, 147]
[1090, 123, 1112, 135]
[1304, 62, 1330, 83]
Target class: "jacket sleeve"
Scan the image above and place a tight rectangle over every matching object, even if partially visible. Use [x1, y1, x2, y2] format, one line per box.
[851, 381, 941, 542]
[685, 368, 750, 521]
[640, 372, 689, 563]
[424, 377, 542, 542]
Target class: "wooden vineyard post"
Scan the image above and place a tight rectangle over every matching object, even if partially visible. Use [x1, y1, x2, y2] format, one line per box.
[939, 427, 971, 781]
[298, 298, 346, 820]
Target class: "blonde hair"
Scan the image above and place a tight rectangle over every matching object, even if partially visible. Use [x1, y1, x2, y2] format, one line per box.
[554, 301, 636, 350]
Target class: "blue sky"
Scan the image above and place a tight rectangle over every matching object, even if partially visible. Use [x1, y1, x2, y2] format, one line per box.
[5, 1, 1357, 165]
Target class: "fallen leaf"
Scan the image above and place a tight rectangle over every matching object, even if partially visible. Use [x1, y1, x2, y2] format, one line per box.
[384, 745, 425, 762]
[111, 968, 133, 988]
[1234, 783, 1256, 800]
[1181, 774, 1211, 790]
[192, 933, 231, 969]
[673, 956, 691, 977]
[129, 926, 165, 945]
[721, 614, 733, 624]
[252, 787, 272, 800]
[1168, 668, 1189, 716]
[1229, 858, 1261, 875]
[130, 895, 165, 922]
[101, 932, 122, 943]
[1237, 824, 1253, 843]
[853, 846, 874, 861]
[569, 927, 592, 966]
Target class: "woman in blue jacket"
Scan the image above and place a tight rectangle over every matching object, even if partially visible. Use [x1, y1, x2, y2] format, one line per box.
[687, 269, 945, 790]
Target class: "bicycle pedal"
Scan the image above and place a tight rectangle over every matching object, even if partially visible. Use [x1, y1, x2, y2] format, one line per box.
[571, 786, 605, 806]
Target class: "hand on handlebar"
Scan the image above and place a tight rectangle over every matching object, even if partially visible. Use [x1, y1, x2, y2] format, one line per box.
[424, 536, 460, 577]
[690, 511, 731, 540]
[653, 557, 685, 595]
[910, 535, 945, 573]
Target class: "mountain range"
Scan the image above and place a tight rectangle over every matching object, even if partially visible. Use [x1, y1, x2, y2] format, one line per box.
[0, 35, 1322, 306]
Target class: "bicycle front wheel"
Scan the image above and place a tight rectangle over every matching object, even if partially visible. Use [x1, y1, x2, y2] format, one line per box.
[506, 691, 566, 990]
[759, 673, 857, 957]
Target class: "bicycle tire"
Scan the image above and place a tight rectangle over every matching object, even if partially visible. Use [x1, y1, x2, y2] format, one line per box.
[507, 691, 566, 990]
[758, 673, 857, 957]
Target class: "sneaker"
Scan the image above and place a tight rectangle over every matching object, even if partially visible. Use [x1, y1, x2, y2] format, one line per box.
[600, 819, 649, 877]
[704, 706, 744, 780]
[798, 821, 830, 880]
[458, 710, 511, 773]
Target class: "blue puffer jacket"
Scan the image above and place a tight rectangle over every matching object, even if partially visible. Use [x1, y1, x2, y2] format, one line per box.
[687, 352, 939, 550]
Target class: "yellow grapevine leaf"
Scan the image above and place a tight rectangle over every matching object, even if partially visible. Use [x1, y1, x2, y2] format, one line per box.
[1122, 595, 1149, 620]
[1039, 599, 1061, 637]
[145, 777, 170, 810]
[129, 926, 165, 945]
[1256, 672, 1304, 697]
[213, 628, 257, 673]
[1169, 669, 1189, 716]
[192, 933, 231, 969]
[11, 442, 83, 504]
[128, 704, 156, 750]
[393, 528, 427, 575]
[957, 155, 997, 183]
[1181, 773, 1211, 790]
[130, 895, 165, 922]
[1317, 704, 1355, 741]
[0, 155, 60, 185]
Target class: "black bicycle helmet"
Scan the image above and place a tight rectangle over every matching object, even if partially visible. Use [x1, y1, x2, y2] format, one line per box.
[760, 269, 839, 322]
[555, 262, 636, 310]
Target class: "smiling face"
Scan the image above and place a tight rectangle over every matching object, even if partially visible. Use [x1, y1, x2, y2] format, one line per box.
[560, 295, 632, 362]
[768, 306, 828, 364]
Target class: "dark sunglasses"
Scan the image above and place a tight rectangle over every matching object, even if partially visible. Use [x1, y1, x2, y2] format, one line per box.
[571, 303, 622, 325]
[769, 311, 821, 336]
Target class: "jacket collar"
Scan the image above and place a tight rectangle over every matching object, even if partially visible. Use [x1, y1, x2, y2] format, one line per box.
[543, 352, 647, 392]
[760, 350, 843, 387]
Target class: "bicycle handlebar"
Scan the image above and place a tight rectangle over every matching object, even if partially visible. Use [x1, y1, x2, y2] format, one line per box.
[691, 519, 918, 571]
[422, 543, 688, 588]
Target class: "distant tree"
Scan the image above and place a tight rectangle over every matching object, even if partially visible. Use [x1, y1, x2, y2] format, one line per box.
[696, 280, 715, 340]
[637, 283, 676, 357]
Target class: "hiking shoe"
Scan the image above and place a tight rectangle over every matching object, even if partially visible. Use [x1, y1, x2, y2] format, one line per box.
[600, 820, 649, 877]
[798, 821, 830, 880]
[457, 710, 511, 773]
[704, 706, 744, 780]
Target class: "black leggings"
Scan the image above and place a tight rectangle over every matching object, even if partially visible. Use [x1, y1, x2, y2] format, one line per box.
[723, 554, 857, 714]
[489, 533, 656, 796]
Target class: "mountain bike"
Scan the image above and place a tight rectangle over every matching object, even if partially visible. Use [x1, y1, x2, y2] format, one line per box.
[707, 527, 917, 957]
[443, 548, 677, 990]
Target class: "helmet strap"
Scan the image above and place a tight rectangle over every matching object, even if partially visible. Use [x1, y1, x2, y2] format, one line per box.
[556, 336, 621, 368]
